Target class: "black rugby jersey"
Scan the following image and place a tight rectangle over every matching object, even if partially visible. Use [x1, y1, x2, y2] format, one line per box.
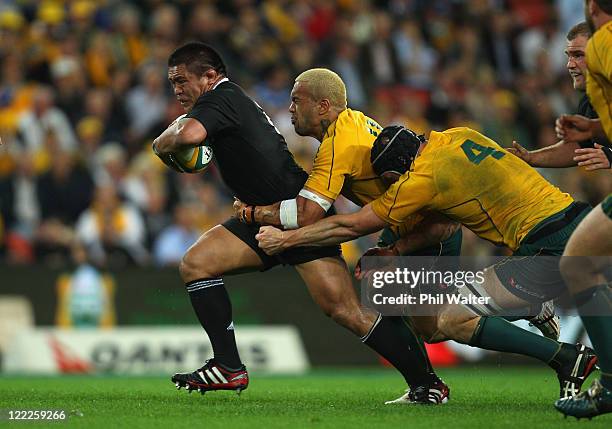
[187, 80, 307, 205]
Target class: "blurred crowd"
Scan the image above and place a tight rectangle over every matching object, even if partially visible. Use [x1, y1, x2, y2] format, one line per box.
[0, 0, 609, 268]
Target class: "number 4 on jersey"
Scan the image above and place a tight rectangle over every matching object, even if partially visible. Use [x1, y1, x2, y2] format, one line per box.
[461, 140, 505, 165]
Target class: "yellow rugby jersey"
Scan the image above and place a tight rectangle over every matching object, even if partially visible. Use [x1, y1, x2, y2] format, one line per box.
[304, 108, 388, 206]
[586, 20, 612, 141]
[370, 128, 574, 250]
[304, 108, 425, 234]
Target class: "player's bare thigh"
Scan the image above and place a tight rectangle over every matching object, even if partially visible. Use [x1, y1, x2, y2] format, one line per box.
[294, 256, 378, 336]
[179, 224, 264, 282]
[408, 304, 481, 344]
[560, 204, 612, 294]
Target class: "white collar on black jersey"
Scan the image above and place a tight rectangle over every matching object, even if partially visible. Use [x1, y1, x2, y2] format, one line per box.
[212, 77, 229, 90]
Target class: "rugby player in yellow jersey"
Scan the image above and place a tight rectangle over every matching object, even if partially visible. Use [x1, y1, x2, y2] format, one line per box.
[256, 117, 600, 400]
[234, 69, 454, 404]
[239, 68, 597, 402]
[553, 0, 612, 419]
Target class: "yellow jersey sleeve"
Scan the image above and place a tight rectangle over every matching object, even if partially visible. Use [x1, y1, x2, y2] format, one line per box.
[586, 21, 612, 141]
[370, 168, 436, 226]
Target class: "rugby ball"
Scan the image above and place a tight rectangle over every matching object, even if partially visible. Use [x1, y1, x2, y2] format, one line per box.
[170, 114, 213, 173]
[173, 144, 213, 173]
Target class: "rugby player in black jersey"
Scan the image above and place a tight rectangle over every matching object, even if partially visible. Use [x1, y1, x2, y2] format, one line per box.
[152, 42, 443, 397]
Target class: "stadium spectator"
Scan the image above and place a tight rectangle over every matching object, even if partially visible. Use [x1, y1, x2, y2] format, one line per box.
[83, 88, 126, 144]
[0, 147, 39, 263]
[125, 64, 168, 142]
[111, 4, 148, 70]
[481, 10, 522, 85]
[51, 57, 86, 126]
[16, 85, 77, 153]
[35, 145, 93, 264]
[153, 202, 201, 267]
[252, 65, 292, 115]
[393, 19, 438, 90]
[359, 11, 402, 91]
[75, 182, 148, 267]
[331, 38, 367, 109]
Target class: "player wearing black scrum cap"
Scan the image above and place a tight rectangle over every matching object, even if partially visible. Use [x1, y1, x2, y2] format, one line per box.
[257, 124, 599, 402]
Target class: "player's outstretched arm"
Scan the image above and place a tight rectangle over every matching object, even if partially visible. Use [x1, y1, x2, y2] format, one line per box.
[233, 192, 331, 228]
[255, 204, 387, 255]
[508, 140, 579, 168]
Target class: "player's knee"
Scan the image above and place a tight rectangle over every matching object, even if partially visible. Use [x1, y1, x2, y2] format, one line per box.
[322, 301, 363, 332]
[179, 253, 199, 282]
[179, 247, 218, 282]
[436, 308, 474, 342]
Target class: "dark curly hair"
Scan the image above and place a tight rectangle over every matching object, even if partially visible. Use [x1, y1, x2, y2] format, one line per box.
[168, 42, 227, 77]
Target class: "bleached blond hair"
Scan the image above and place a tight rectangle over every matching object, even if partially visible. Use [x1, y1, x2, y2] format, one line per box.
[295, 68, 347, 110]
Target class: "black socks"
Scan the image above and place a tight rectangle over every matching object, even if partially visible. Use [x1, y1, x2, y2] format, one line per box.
[362, 315, 437, 388]
[186, 278, 242, 370]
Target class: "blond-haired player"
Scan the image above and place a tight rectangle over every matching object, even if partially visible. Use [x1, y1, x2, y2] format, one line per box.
[238, 69, 598, 402]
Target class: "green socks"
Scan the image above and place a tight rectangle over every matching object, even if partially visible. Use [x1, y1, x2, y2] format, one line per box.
[574, 285, 612, 389]
[469, 316, 562, 363]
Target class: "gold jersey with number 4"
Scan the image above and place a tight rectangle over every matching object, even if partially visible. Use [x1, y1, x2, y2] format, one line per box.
[304, 108, 425, 231]
[586, 20, 612, 140]
[370, 127, 574, 250]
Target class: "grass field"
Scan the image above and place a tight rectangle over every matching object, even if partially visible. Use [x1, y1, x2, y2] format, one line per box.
[1, 367, 610, 428]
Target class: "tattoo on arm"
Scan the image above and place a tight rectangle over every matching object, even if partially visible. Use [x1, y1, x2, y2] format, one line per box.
[255, 203, 282, 227]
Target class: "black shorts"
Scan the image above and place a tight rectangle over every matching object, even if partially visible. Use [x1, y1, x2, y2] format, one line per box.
[222, 217, 342, 271]
[493, 255, 565, 303]
[493, 202, 591, 304]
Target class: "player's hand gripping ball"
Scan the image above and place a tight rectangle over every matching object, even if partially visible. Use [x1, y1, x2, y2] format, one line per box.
[171, 114, 213, 173]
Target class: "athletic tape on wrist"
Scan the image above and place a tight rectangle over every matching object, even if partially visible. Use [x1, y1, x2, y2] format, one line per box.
[298, 189, 332, 212]
[280, 199, 299, 229]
